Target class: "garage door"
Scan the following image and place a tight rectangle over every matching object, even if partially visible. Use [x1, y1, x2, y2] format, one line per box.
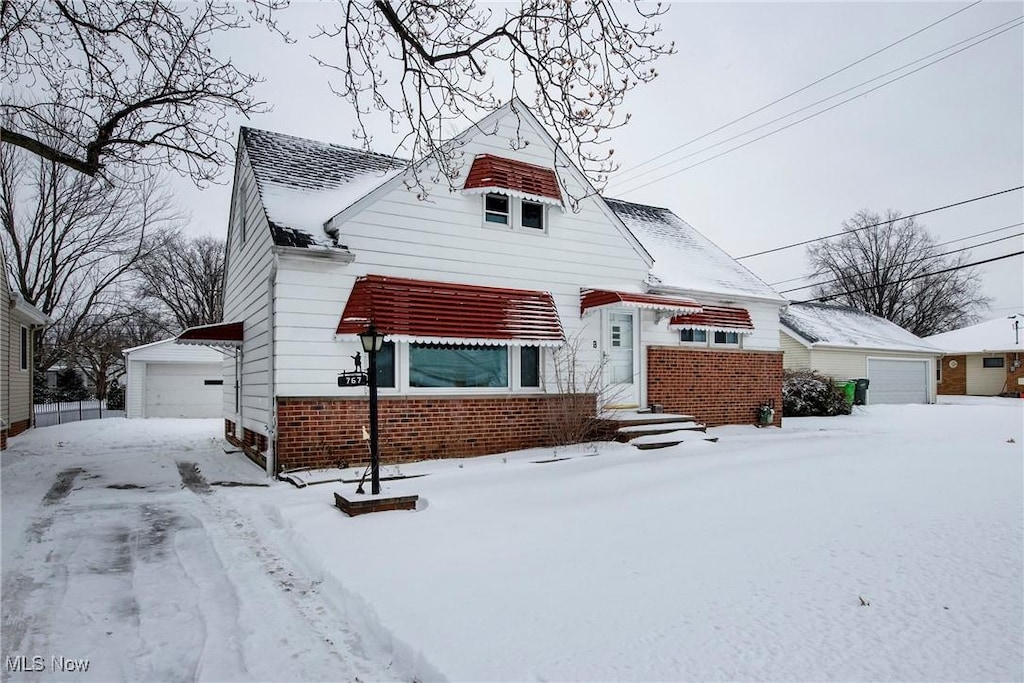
[145, 363, 223, 418]
[866, 358, 929, 405]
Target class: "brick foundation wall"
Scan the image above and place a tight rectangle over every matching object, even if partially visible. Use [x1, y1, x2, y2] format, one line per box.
[938, 355, 967, 395]
[1, 428, 6, 451]
[1, 419, 31, 451]
[275, 394, 597, 472]
[647, 347, 783, 427]
[1004, 353, 1024, 396]
[224, 419, 267, 469]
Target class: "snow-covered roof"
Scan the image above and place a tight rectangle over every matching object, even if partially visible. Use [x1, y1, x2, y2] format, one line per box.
[240, 127, 405, 249]
[604, 199, 784, 302]
[925, 314, 1024, 354]
[781, 303, 941, 354]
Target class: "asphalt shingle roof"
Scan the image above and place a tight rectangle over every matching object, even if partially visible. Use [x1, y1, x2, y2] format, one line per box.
[781, 302, 940, 353]
[240, 127, 405, 248]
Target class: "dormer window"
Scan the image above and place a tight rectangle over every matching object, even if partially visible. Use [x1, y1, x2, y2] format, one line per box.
[521, 200, 545, 230]
[485, 193, 510, 225]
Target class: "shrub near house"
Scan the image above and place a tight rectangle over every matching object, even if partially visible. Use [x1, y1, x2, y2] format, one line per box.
[782, 370, 851, 417]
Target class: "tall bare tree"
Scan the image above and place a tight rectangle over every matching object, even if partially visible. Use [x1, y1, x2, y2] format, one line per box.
[0, 144, 183, 372]
[313, 1, 674, 197]
[806, 210, 990, 336]
[71, 306, 168, 399]
[135, 233, 225, 332]
[1, 0, 272, 183]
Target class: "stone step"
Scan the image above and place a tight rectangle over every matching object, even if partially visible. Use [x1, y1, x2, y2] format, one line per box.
[630, 430, 720, 450]
[614, 421, 706, 442]
[597, 411, 697, 429]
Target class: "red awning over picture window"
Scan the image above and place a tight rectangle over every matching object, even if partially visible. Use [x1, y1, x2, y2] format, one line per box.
[579, 289, 702, 316]
[669, 306, 755, 334]
[336, 275, 565, 346]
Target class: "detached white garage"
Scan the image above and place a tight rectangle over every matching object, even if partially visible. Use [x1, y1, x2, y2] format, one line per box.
[123, 338, 226, 418]
[780, 303, 941, 405]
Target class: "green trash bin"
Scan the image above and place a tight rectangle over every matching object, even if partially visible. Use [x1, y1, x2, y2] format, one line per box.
[840, 380, 856, 406]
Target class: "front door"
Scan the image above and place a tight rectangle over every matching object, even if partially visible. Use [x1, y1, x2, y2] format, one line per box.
[604, 310, 639, 408]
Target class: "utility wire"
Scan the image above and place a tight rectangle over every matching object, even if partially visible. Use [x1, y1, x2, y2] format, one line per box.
[779, 231, 1023, 294]
[611, 14, 1020, 191]
[735, 185, 1024, 260]
[613, 0, 983, 179]
[768, 220, 1024, 285]
[613, 17, 1023, 197]
[791, 250, 1024, 304]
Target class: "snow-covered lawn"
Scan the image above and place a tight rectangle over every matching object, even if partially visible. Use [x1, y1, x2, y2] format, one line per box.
[3, 397, 1021, 681]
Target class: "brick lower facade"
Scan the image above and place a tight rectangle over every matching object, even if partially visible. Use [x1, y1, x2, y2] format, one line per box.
[273, 394, 596, 472]
[938, 355, 967, 395]
[646, 347, 783, 427]
[1005, 353, 1024, 396]
[1, 419, 31, 452]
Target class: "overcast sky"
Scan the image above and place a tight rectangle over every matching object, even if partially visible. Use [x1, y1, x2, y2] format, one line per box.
[171, 1, 1024, 321]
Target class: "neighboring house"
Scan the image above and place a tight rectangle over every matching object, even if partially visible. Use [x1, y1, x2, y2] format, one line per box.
[123, 339, 226, 418]
[2, 252, 50, 449]
[178, 101, 787, 476]
[926, 314, 1024, 396]
[780, 303, 941, 404]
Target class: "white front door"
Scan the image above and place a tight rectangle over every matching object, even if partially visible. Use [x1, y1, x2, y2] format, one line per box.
[604, 310, 639, 408]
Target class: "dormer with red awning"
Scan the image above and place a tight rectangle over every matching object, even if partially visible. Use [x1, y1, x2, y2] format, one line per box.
[462, 154, 563, 206]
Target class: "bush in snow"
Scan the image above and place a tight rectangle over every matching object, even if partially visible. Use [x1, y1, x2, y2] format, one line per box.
[782, 370, 851, 417]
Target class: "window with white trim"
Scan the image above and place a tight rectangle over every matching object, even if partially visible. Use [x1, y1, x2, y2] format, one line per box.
[410, 344, 508, 388]
[679, 329, 708, 344]
[481, 194, 548, 233]
[485, 193, 510, 225]
[520, 346, 541, 387]
[713, 331, 740, 346]
[982, 356, 1004, 369]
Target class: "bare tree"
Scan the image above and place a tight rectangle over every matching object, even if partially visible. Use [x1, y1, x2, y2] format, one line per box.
[313, 1, 674, 197]
[0, 144, 184, 372]
[72, 306, 168, 399]
[806, 210, 990, 336]
[135, 232, 226, 332]
[1, 0, 273, 183]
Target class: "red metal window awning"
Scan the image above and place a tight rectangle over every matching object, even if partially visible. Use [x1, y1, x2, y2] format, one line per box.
[580, 289, 702, 316]
[669, 306, 755, 334]
[336, 275, 565, 346]
[462, 154, 563, 205]
[176, 321, 244, 348]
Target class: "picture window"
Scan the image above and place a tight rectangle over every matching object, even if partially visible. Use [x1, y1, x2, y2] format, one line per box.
[409, 343, 507, 388]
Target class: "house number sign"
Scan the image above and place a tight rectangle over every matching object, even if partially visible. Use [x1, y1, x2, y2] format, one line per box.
[337, 371, 369, 387]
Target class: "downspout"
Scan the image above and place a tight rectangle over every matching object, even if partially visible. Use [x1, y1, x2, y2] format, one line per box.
[266, 262, 278, 477]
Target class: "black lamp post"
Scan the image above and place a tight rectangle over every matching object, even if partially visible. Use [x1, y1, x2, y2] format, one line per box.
[358, 323, 386, 495]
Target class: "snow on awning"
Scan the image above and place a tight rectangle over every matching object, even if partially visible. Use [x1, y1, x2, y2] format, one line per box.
[335, 275, 565, 347]
[580, 289, 702, 316]
[176, 321, 244, 348]
[461, 154, 563, 206]
[669, 306, 755, 334]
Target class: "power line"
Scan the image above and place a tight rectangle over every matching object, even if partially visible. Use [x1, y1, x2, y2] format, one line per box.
[611, 14, 1021, 192]
[791, 250, 1024, 304]
[613, 0, 983, 180]
[613, 18, 1023, 196]
[735, 185, 1024, 260]
[768, 220, 1024, 286]
[779, 230, 1023, 294]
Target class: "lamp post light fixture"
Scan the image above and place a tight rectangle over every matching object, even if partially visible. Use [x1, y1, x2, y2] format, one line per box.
[358, 323, 386, 495]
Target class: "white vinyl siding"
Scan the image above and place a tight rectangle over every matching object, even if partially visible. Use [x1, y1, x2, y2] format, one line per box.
[222, 147, 275, 434]
[780, 331, 811, 369]
[273, 114, 652, 399]
[5, 311, 33, 427]
[1, 289, 10, 431]
[967, 355, 1008, 395]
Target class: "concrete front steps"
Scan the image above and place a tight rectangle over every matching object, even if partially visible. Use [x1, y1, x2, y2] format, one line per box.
[599, 411, 719, 450]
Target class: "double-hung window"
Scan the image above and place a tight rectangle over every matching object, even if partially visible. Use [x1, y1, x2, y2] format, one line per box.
[483, 194, 547, 233]
[679, 329, 707, 344]
[485, 194, 510, 225]
[714, 331, 740, 345]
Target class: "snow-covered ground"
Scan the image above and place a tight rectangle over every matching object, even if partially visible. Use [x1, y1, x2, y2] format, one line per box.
[3, 397, 1022, 681]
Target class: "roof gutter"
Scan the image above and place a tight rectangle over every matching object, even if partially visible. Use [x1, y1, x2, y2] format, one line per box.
[648, 283, 788, 306]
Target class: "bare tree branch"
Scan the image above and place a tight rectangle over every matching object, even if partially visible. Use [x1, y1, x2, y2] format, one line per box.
[806, 210, 991, 336]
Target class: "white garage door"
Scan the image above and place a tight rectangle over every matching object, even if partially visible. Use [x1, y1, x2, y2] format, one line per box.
[145, 363, 223, 418]
[867, 358, 929, 405]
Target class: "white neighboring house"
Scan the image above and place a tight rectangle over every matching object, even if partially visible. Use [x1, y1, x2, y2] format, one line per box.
[123, 339, 226, 418]
[177, 101, 788, 475]
[926, 314, 1024, 396]
[780, 303, 942, 404]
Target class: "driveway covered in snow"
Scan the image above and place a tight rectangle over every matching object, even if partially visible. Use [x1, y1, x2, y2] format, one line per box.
[1, 420, 413, 682]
